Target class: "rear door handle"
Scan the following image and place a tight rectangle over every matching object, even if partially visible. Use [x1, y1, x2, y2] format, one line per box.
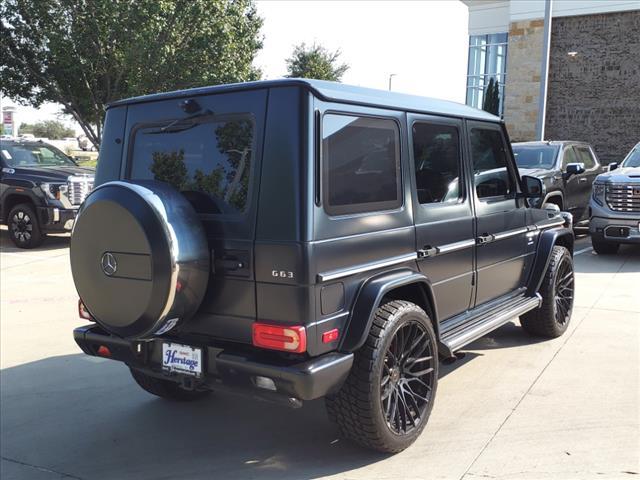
[215, 258, 244, 271]
[579, 177, 588, 183]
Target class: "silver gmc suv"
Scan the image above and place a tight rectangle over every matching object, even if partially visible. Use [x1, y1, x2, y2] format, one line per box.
[590, 142, 640, 254]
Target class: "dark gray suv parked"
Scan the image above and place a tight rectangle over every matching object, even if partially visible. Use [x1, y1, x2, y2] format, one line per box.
[71, 80, 575, 453]
[512, 141, 603, 227]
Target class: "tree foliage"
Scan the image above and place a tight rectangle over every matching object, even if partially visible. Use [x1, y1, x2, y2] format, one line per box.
[482, 77, 501, 116]
[0, 0, 263, 149]
[285, 43, 349, 81]
[19, 120, 75, 139]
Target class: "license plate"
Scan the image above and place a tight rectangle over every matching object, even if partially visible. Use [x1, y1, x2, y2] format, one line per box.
[162, 342, 202, 377]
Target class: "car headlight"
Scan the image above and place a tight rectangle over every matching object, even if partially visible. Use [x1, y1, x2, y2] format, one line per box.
[40, 183, 67, 200]
[592, 182, 605, 206]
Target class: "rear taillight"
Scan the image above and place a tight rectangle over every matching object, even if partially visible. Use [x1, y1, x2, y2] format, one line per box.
[252, 323, 307, 353]
[78, 299, 92, 320]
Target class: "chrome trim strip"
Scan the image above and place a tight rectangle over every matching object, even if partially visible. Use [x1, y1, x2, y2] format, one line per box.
[311, 225, 414, 245]
[536, 218, 565, 229]
[436, 238, 476, 255]
[492, 226, 529, 242]
[318, 253, 417, 282]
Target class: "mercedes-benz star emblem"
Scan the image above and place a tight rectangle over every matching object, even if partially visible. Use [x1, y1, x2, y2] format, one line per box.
[101, 252, 118, 276]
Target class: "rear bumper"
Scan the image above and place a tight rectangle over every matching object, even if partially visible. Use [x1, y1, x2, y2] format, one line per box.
[73, 325, 353, 404]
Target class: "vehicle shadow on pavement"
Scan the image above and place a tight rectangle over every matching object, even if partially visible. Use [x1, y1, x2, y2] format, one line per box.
[0, 354, 389, 480]
[463, 321, 548, 351]
[0, 228, 70, 253]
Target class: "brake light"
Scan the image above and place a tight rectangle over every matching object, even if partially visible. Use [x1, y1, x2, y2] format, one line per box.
[78, 299, 92, 320]
[252, 323, 307, 353]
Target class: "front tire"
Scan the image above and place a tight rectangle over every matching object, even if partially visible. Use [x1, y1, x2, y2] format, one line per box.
[591, 236, 619, 255]
[520, 246, 574, 338]
[326, 300, 438, 453]
[8, 203, 44, 249]
[130, 368, 211, 401]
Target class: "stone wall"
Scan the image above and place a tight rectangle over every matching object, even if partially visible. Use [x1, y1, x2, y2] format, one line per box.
[545, 10, 640, 165]
[503, 19, 545, 142]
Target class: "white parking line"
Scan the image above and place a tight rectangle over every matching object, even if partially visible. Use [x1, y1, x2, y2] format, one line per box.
[575, 246, 593, 256]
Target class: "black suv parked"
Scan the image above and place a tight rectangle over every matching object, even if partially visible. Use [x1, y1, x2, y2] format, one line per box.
[71, 80, 575, 453]
[512, 141, 603, 226]
[1, 140, 94, 248]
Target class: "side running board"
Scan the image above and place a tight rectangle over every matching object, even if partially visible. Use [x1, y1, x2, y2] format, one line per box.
[441, 294, 542, 356]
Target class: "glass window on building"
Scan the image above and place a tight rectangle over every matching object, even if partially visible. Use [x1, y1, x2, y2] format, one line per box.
[466, 33, 508, 117]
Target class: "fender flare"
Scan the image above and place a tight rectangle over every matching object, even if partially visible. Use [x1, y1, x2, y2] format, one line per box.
[526, 227, 574, 296]
[339, 268, 438, 352]
[541, 191, 564, 208]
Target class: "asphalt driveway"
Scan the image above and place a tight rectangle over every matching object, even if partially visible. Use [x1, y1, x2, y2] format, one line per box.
[1, 230, 638, 480]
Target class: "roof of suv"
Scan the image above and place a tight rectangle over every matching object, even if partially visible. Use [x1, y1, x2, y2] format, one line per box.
[108, 78, 500, 122]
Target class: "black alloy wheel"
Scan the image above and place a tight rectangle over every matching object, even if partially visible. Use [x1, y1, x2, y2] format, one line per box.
[326, 300, 438, 453]
[553, 254, 574, 327]
[521, 246, 574, 338]
[381, 321, 436, 435]
[8, 204, 44, 249]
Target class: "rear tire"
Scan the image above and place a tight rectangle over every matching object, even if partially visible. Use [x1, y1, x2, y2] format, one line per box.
[130, 368, 211, 401]
[591, 236, 619, 255]
[8, 203, 44, 249]
[326, 300, 438, 453]
[520, 246, 574, 338]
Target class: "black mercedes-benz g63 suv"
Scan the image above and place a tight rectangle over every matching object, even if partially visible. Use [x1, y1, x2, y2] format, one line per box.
[71, 80, 575, 453]
[1, 140, 94, 248]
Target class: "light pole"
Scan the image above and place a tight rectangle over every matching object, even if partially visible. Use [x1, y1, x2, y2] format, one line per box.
[388, 74, 397, 91]
[536, 0, 553, 141]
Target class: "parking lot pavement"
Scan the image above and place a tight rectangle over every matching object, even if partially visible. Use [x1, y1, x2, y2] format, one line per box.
[1, 231, 638, 480]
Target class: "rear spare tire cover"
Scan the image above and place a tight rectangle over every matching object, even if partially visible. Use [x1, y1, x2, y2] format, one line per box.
[70, 180, 209, 339]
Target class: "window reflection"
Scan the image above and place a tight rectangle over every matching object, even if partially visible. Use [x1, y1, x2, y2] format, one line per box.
[466, 33, 508, 116]
[130, 118, 254, 215]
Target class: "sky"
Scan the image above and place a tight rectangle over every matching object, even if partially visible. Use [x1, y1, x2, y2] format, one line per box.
[2, 0, 469, 135]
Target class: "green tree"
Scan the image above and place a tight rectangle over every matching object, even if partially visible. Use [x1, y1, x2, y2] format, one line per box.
[285, 43, 349, 81]
[482, 77, 501, 116]
[150, 150, 188, 190]
[18, 120, 74, 139]
[0, 0, 263, 149]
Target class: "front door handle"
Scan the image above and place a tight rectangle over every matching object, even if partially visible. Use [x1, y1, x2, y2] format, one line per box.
[476, 234, 494, 245]
[417, 246, 438, 258]
[579, 177, 588, 183]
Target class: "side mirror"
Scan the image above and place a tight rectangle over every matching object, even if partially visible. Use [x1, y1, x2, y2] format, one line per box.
[608, 162, 618, 171]
[565, 163, 585, 176]
[521, 175, 545, 199]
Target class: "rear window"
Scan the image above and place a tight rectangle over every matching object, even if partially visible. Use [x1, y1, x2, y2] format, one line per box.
[129, 115, 254, 215]
[322, 114, 401, 216]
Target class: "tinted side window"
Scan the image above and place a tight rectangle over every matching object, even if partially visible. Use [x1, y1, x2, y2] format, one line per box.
[470, 127, 514, 199]
[412, 123, 462, 204]
[129, 116, 254, 215]
[575, 146, 595, 168]
[323, 114, 401, 215]
[562, 147, 579, 169]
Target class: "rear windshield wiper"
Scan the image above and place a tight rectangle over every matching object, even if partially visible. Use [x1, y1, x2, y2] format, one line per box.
[145, 109, 213, 135]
